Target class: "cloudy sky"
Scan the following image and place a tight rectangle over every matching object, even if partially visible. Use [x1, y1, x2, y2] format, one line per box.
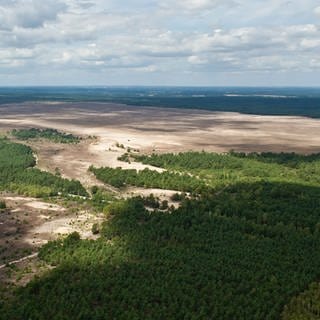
[0, 0, 319, 86]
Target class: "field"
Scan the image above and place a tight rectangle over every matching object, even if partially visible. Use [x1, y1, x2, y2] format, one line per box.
[1, 101, 320, 319]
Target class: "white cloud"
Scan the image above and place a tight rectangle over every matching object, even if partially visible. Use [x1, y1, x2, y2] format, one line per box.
[188, 55, 208, 64]
[162, 0, 225, 11]
[0, 0, 319, 85]
[0, 0, 66, 30]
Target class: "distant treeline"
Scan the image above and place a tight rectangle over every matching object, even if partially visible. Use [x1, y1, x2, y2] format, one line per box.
[133, 151, 320, 170]
[1, 87, 320, 118]
[11, 128, 81, 144]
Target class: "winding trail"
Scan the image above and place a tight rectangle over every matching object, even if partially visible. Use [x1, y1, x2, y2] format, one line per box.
[0, 253, 38, 270]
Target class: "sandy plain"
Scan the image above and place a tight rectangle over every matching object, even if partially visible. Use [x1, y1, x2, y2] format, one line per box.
[1, 102, 320, 157]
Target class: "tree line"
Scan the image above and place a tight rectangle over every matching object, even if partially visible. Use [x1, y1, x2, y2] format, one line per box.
[0, 138, 87, 197]
[89, 165, 207, 193]
[11, 128, 81, 144]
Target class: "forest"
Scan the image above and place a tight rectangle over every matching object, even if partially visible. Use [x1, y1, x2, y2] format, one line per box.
[1, 87, 320, 118]
[11, 128, 81, 144]
[2, 150, 320, 319]
[131, 151, 320, 188]
[89, 165, 207, 192]
[0, 138, 87, 197]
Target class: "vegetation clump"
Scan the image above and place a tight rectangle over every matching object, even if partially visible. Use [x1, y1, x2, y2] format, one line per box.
[11, 128, 81, 144]
[0, 200, 6, 210]
[142, 193, 160, 208]
[117, 153, 131, 163]
[115, 142, 125, 149]
[91, 223, 100, 235]
[170, 192, 185, 202]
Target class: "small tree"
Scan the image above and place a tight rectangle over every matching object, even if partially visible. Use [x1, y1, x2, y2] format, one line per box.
[0, 200, 6, 210]
[91, 185, 99, 195]
[92, 223, 100, 235]
[170, 193, 182, 201]
[64, 231, 81, 245]
[160, 200, 168, 210]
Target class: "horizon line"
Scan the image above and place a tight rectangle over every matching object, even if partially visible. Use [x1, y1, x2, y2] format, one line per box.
[0, 85, 320, 89]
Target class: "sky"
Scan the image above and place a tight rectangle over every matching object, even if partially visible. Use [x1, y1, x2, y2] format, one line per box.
[0, 0, 319, 86]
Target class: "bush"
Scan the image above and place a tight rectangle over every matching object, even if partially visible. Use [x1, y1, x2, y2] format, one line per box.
[170, 193, 184, 201]
[0, 200, 6, 210]
[91, 186, 99, 195]
[159, 200, 168, 210]
[91, 223, 100, 235]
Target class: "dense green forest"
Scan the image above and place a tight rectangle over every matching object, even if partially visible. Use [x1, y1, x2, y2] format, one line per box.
[2, 151, 320, 319]
[131, 151, 320, 188]
[0, 138, 87, 197]
[11, 128, 81, 144]
[89, 165, 206, 192]
[133, 150, 320, 171]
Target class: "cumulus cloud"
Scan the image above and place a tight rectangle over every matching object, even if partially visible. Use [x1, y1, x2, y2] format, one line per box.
[0, 0, 319, 85]
[0, 0, 67, 30]
[161, 0, 228, 11]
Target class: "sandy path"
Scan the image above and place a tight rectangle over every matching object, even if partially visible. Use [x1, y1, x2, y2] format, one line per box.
[3, 196, 66, 211]
[0, 253, 38, 270]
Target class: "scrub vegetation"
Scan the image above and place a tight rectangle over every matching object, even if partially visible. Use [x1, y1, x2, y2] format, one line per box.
[11, 128, 81, 144]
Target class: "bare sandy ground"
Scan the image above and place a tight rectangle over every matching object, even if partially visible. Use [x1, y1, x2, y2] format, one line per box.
[4, 197, 66, 212]
[0, 194, 103, 288]
[1, 101, 319, 152]
[123, 187, 181, 208]
[0, 195, 103, 264]
[1, 101, 320, 187]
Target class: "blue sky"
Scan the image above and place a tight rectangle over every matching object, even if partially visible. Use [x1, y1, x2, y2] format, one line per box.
[0, 0, 319, 86]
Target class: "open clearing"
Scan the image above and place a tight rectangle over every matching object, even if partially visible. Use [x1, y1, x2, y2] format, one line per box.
[0, 195, 103, 273]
